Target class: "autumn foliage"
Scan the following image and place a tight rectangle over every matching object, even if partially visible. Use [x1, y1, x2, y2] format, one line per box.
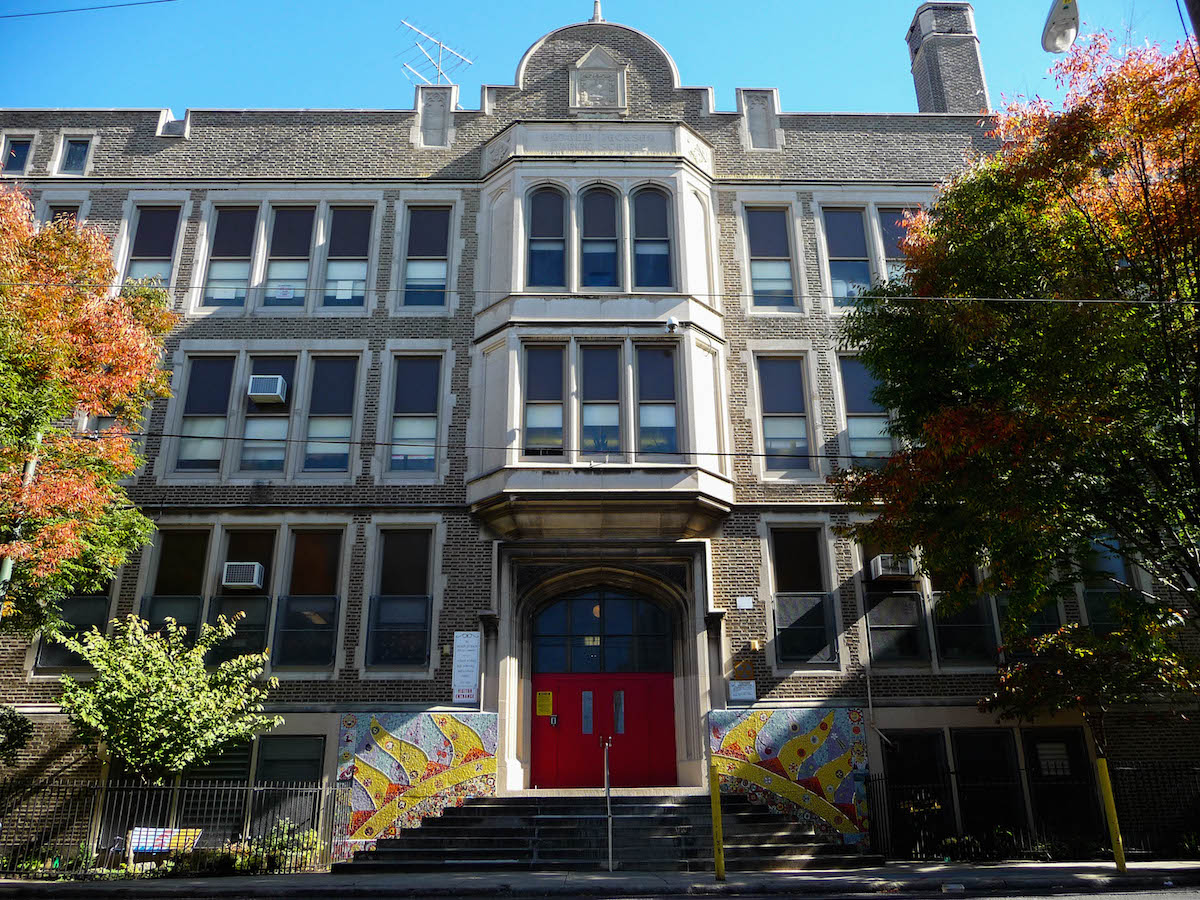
[0, 187, 174, 630]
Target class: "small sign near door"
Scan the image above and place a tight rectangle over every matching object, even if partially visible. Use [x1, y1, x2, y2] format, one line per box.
[536, 691, 554, 716]
[451, 630, 481, 705]
[729, 680, 757, 704]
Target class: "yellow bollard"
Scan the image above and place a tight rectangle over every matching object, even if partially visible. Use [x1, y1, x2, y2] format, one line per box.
[1095, 757, 1127, 873]
[709, 757, 726, 882]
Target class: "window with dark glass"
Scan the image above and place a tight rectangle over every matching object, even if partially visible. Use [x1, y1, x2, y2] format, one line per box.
[528, 188, 566, 288]
[824, 208, 871, 305]
[747, 208, 794, 306]
[404, 207, 451, 306]
[2, 138, 31, 175]
[368, 530, 432, 667]
[1083, 538, 1130, 636]
[146, 530, 209, 639]
[533, 591, 671, 674]
[324, 206, 372, 307]
[177, 742, 253, 840]
[255, 735, 325, 783]
[581, 346, 620, 454]
[274, 531, 341, 667]
[771, 529, 836, 663]
[759, 357, 808, 470]
[241, 356, 295, 472]
[304, 358, 357, 471]
[37, 586, 110, 669]
[263, 207, 314, 307]
[636, 346, 676, 454]
[60, 139, 90, 175]
[996, 594, 1061, 643]
[952, 729, 1028, 836]
[863, 541, 927, 664]
[524, 346, 564, 455]
[878, 207, 916, 281]
[840, 357, 890, 465]
[178, 356, 235, 471]
[208, 530, 274, 664]
[930, 571, 995, 665]
[47, 205, 78, 224]
[581, 188, 619, 288]
[390, 356, 439, 471]
[204, 207, 257, 306]
[633, 189, 671, 288]
[126, 206, 181, 283]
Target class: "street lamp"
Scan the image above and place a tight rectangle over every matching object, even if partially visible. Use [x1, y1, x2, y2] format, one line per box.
[1042, 0, 1080, 52]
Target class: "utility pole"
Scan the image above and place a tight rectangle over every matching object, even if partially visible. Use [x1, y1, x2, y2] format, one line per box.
[1187, 0, 1200, 37]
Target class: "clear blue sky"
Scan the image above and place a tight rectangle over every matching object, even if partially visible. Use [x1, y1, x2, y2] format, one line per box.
[1, 0, 1191, 112]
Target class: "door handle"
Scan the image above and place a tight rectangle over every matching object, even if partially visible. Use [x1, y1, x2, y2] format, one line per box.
[549, 714, 558, 727]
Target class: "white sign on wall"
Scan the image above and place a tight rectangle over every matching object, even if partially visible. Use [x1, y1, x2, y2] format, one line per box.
[729, 680, 757, 704]
[452, 630, 481, 706]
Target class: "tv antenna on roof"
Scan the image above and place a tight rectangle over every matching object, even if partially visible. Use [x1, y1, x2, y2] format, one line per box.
[397, 19, 474, 86]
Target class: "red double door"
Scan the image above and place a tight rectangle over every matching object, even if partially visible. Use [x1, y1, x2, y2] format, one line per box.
[530, 672, 677, 788]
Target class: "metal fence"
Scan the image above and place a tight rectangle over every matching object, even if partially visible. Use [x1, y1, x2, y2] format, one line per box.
[867, 760, 1200, 861]
[0, 779, 352, 879]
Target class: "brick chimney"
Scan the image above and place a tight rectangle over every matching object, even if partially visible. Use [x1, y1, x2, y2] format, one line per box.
[906, 2, 990, 114]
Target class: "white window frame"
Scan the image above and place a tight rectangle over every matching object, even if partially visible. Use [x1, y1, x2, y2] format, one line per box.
[1, 130, 39, 178]
[189, 193, 383, 318]
[160, 342, 368, 485]
[833, 352, 895, 468]
[523, 183, 572, 293]
[356, 514, 448, 679]
[49, 130, 98, 177]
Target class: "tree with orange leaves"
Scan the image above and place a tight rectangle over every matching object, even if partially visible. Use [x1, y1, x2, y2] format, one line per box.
[837, 34, 1199, 707]
[0, 186, 174, 633]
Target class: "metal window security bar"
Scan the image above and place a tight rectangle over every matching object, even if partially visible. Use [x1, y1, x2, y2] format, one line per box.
[0, 779, 350, 878]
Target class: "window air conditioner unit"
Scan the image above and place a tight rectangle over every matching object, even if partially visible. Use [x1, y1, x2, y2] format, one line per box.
[222, 561, 264, 590]
[247, 374, 286, 404]
[870, 554, 916, 580]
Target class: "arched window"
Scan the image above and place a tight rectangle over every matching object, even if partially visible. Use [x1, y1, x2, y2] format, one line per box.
[528, 187, 566, 288]
[532, 590, 672, 673]
[580, 187, 619, 288]
[632, 188, 672, 289]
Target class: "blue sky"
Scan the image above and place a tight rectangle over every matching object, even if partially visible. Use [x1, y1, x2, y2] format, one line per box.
[1, 0, 1191, 112]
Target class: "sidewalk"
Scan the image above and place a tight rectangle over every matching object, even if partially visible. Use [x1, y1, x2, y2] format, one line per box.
[0, 860, 1197, 899]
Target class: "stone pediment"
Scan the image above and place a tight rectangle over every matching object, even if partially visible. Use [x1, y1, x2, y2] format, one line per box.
[570, 46, 628, 116]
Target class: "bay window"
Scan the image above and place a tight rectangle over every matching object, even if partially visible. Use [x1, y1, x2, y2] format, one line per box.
[524, 346, 565, 456]
[581, 346, 620, 454]
[636, 346, 677, 454]
[528, 188, 566, 288]
[581, 187, 619, 288]
[632, 188, 672, 289]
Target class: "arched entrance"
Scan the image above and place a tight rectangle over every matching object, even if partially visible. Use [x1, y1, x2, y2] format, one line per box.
[529, 589, 677, 788]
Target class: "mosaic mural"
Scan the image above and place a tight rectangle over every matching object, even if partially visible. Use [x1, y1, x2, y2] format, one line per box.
[337, 712, 498, 846]
[709, 707, 869, 844]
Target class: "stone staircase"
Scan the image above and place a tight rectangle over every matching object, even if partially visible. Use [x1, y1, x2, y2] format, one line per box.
[334, 794, 881, 872]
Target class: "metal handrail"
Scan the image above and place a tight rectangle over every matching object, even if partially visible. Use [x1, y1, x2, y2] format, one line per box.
[603, 737, 613, 873]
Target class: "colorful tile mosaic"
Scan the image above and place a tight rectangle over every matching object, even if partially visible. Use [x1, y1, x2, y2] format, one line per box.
[337, 712, 498, 846]
[709, 707, 869, 844]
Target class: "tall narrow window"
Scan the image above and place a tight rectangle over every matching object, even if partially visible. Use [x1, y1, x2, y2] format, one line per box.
[772, 529, 836, 664]
[633, 189, 672, 288]
[264, 207, 314, 307]
[824, 208, 871, 306]
[758, 357, 808, 470]
[524, 346, 564, 456]
[178, 356, 235, 472]
[747, 208, 794, 306]
[581, 188, 619, 288]
[275, 530, 342, 667]
[204, 207, 257, 307]
[126, 206, 181, 282]
[241, 356, 295, 472]
[2, 138, 31, 175]
[840, 357, 890, 464]
[391, 357, 440, 471]
[304, 358, 357, 472]
[637, 346, 677, 454]
[404, 207, 451, 306]
[996, 594, 1060, 641]
[1083, 538, 1129, 636]
[368, 530, 432, 667]
[528, 188, 566, 288]
[862, 542, 927, 664]
[878, 207, 915, 282]
[37, 587, 110, 669]
[146, 530, 209, 639]
[324, 206, 372, 307]
[208, 530, 274, 664]
[59, 138, 90, 175]
[931, 571, 995, 664]
[581, 346, 620, 454]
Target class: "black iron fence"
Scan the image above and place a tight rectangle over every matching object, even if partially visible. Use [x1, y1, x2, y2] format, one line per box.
[0, 779, 352, 879]
[867, 760, 1200, 861]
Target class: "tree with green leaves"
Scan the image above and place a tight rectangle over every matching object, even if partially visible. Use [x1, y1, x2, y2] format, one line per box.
[0, 186, 175, 633]
[54, 614, 281, 781]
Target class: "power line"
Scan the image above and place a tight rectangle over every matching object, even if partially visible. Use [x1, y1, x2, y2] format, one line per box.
[0, 281, 1193, 306]
[0, 0, 177, 18]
